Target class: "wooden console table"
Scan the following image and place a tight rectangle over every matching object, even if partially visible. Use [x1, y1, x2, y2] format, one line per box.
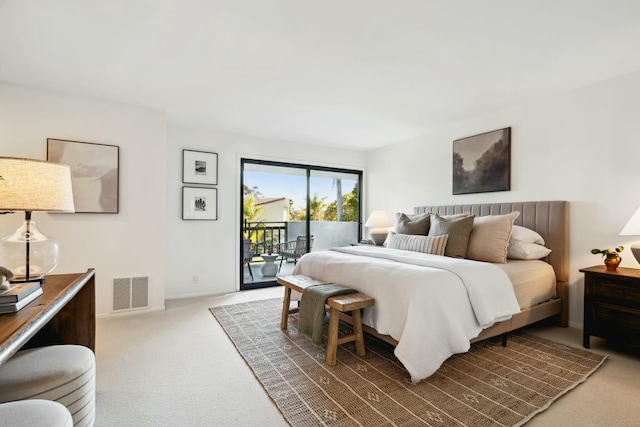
[0, 269, 95, 367]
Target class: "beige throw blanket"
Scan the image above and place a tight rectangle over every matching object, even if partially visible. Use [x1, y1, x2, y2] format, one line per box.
[298, 284, 355, 346]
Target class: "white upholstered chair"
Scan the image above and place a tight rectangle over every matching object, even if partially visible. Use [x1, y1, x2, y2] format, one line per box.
[0, 345, 96, 427]
[0, 400, 73, 427]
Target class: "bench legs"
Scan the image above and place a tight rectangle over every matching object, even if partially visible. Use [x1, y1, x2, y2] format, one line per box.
[352, 308, 366, 357]
[326, 308, 367, 366]
[326, 307, 340, 366]
[281, 286, 292, 330]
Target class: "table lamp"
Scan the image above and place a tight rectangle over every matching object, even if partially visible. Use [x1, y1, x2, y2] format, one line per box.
[0, 157, 75, 284]
[620, 205, 640, 264]
[365, 210, 392, 246]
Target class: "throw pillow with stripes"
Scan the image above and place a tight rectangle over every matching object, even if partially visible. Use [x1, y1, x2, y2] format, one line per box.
[386, 232, 448, 255]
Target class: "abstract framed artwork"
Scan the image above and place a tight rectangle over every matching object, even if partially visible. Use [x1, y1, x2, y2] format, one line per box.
[182, 186, 218, 220]
[47, 138, 119, 213]
[183, 149, 218, 185]
[452, 127, 511, 195]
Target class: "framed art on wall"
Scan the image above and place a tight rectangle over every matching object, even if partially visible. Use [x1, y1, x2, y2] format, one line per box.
[47, 138, 120, 213]
[182, 186, 218, 220]
[183, 149, 218, 185]
[452, 127, 511, 195]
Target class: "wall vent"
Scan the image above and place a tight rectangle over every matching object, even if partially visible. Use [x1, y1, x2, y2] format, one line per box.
[113, 277, 149, 311]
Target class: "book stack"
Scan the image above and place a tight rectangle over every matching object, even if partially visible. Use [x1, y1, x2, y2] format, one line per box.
[0, 281, 43, 314]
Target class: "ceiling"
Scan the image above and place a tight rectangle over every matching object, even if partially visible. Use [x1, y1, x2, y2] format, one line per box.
[2, 0, 640, 151]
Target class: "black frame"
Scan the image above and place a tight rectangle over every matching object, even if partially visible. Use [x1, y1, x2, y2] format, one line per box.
[240, 158, 363, 290]
[452, 127, 511, 195]
[182, 149, 218, 185]
[182, 186, 218, 220]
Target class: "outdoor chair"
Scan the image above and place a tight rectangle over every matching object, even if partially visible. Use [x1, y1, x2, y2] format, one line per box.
[276, 235, 314, 272]
[243, 239, 256, 280]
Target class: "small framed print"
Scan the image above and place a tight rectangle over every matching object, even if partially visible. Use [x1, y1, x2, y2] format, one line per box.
[182, 186, 218, 220]
[183, 149, 218, 185]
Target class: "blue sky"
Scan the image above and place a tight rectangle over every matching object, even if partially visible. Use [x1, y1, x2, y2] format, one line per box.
[245, 171, 357, 210]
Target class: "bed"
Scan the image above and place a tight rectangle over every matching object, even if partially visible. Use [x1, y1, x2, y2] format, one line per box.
[292, 201, 569, 382]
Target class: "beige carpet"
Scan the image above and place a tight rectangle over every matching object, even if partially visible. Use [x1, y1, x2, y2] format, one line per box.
[210, 298, 607, 427]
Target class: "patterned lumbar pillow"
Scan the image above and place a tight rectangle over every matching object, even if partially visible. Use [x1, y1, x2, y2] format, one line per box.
[386, 231, 448, 256]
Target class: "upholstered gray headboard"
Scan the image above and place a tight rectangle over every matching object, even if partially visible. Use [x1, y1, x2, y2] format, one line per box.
[414, 201, 569, 283]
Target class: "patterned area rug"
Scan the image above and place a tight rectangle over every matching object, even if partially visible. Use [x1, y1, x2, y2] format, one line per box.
[210, 298, 606, 427]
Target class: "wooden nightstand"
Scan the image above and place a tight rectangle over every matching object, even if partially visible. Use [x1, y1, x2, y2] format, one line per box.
[580, 265, 640, 350]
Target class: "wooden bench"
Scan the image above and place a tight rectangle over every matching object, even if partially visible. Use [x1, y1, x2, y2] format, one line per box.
[277, 275, 375, 366]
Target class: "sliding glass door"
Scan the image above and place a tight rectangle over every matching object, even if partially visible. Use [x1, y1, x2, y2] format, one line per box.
[241, 159, 362, 290]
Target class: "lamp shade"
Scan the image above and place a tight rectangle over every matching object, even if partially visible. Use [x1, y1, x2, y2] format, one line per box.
[0, 157, 74, 283]
[620, 206, 640, 236]
[0, 157, 75, 212]
[620, 206, 640, 265]
[364, 210, 392, 228]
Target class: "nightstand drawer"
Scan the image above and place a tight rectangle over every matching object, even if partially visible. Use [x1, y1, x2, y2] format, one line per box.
[593, 303, 640, 346]
[593, 279, 640, 309]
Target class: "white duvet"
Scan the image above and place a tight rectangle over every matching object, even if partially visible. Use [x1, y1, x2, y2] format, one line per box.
[292, 246, 520, 383]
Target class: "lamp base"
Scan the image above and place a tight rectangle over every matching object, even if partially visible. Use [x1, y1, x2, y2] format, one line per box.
[10, 276, 46, 285]
[369, 229, 389, 246]
[0, 214, 59, 285]
[630, 243, 640, 265]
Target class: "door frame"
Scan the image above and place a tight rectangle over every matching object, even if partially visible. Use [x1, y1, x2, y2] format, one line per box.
[239, 157, 364, 290]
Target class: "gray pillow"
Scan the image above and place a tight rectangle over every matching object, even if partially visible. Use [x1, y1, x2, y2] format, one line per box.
[394, 213, 430, 235]
[428, 213, 475, 258]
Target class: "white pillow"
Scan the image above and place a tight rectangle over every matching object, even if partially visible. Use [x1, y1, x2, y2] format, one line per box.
[510, 225, 545, 245]
[507, 242, 552, 260]
[386, 232, 448, 256]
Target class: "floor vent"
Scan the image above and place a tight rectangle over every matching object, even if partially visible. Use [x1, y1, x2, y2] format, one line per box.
[113, 277, 149, 311]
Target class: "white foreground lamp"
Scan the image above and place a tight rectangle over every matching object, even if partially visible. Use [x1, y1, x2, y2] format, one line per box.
[365, 210, 392, 246]
[0, 157, 75, 285]
[620, 205, 640, 265]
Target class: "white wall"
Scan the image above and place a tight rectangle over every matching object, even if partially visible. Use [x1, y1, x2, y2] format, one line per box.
[0, 82, 167, 315]
[6, 69, 637, 326]
[165, 124, 366, 299]
[0, 82, 365, 312]
[366, 70, 640, 328]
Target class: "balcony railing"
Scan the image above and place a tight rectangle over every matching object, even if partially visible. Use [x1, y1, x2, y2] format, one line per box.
[244, 219, 360, 254]
[243, 220, 287, 254]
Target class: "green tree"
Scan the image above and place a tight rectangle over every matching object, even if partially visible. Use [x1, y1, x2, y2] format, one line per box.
[243, 184, 265, 222]
[288, 199, 296, 220]
[308, 193, 326, 220]
[243, 194, 265, 223]
[324, 202, 338, 221]
[342, 182, 359, 221]
[325, 183, 359, 222]
[243, 186, 266, 241]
